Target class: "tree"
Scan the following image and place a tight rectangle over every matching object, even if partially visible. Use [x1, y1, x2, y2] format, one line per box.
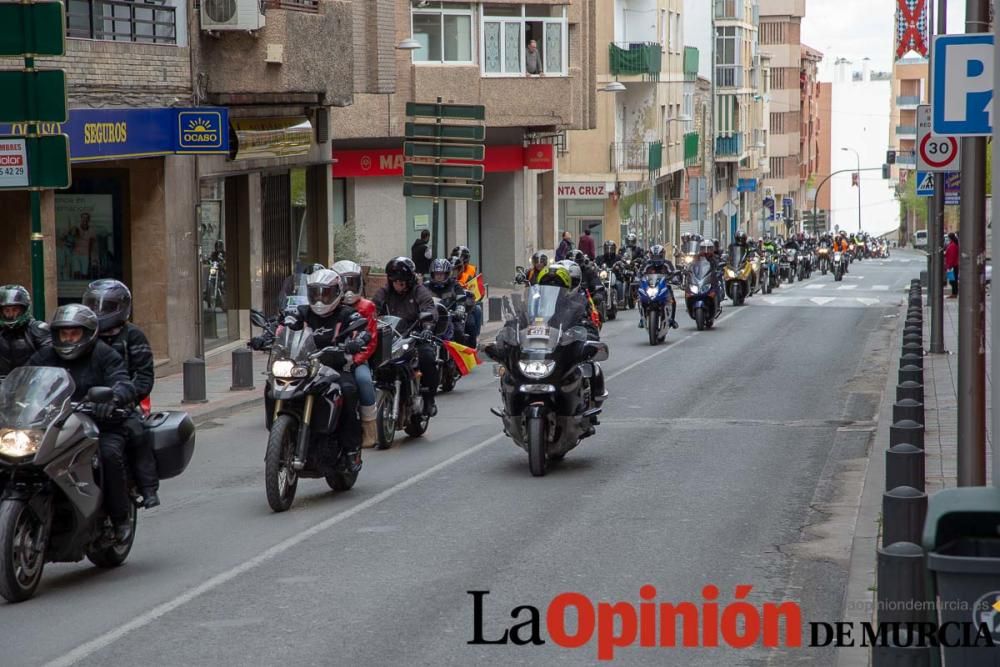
[898, 173, 927, 230]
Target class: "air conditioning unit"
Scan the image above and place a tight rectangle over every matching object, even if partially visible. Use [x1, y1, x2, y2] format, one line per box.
[201, 0, 265, 31]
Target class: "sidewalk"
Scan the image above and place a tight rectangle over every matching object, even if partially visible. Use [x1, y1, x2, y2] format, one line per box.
[837, 289, 993, 666]
[151, 315, 507, 424]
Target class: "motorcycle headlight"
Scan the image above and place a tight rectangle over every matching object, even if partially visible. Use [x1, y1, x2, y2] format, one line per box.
[518, 359, 555, 379]
[725, 268, 737, 279]
[646, 287, 659, 297]
[834, 253, 842, 261]
[391, 341, 411, 360]
[209, 266, 218, 276]
[271, 360, 295, 378]
[0, 429, 42, 459]
[688, 284, 701, 295]
[599, 270, 609, 280]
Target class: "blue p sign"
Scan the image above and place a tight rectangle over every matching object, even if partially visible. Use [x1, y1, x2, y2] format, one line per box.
[932, 34, 994, 136]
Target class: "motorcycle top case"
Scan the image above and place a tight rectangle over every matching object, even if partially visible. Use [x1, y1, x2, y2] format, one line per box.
[370, 322, 395, 369]
[142, 411, 196, 480]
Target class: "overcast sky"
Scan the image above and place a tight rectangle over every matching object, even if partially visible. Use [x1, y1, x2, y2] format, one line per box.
[802, 0, 966, 78]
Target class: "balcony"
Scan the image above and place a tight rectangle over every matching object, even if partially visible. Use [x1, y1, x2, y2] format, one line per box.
[715, 65, 744, 89]
[896, 125, 917, 138]
[609, 42, 661, 81]
[684, 47, 699, 81]
[896, 152, 916, 167]
[715, 135, 745, 161]
[610, 141, 662, 178]
[684, 132, 699, 165]
[896, 95, 921, 108]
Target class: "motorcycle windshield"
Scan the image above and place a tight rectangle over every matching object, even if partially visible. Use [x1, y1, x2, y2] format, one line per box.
[691, 258, 712, 286]
[682, 240, 701, 255]
[523, 284, 561, 323]
[729, 246, 745, 266]
[0, 366, 74, 429]
[286, 274, 310, 309]
[269, 325, 317, 364]
[644, 274, 666, 288]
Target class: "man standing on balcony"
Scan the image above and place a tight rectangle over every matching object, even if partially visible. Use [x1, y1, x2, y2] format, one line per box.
[526, 40, 542, 76]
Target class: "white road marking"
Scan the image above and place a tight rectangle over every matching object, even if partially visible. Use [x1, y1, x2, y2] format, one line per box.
[871, 285, 890, 291]
[810, 297, 836, 306]
[837, 284, 858, 291]
[805, 284, 826, 290]
[857, 298, 880, 306]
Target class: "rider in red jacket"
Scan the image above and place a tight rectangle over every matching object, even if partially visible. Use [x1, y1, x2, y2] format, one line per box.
[332, 261, 379, 447]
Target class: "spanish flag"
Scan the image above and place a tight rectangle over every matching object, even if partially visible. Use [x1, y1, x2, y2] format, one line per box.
[586, 290, 602, 329]
[464, 273, 486, 303]
[444, 340, 481, 376]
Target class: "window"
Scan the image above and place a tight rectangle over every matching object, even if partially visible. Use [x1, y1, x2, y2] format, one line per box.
[66, 0, 178, 44]
[481, 4, 567, 76]
[411, 1, 474, 64]
[769, 157, 784, 178]
[759, 21, 785, 45]
[669, 12, 680, 53]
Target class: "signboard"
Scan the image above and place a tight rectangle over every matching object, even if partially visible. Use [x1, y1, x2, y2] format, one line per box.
[403, 182, 483, 201]
[523, 144, 554, 170]
[915, 170, 961, 204]
[737, 178, 757, 193]
[0, 138, 28, 187]
[0, 70, 67, 123]
[0, 2, 65, 57]
[917, 105, 960, 171]
[333, 146, 534, 177]
[404, 163, 484, 181]
[404, 122, 485, 143]
[404, 142, 485, 161]
[557, 182, 608, 199]
[405, 102, 486, 121]
[916, 170, 935, 197]
[932, 34, 993, 136]
[230, 117, 311, 161]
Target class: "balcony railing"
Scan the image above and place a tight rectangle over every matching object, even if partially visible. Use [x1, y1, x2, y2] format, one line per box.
[610, 141, 662, 177]
[896, 95, 921, 107]
[609, 43, 662, 80]
[66, 0, 177, 44]
[896, 125, 917, 137]
[896, 152, 916, 167]
[684, 132, 699, 165]
[715, 135, 744, 158]
[715, 65, 744, 89]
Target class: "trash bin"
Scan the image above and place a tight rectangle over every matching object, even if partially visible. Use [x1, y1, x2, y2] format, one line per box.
[922, 487, 1000, 666]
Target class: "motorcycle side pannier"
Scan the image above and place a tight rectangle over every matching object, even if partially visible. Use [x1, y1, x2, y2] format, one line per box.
[142, 411, 196, 480]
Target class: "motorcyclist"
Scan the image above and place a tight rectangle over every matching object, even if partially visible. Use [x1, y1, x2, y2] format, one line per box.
[601, 241, 618, 268]
[568, 250, 605, 319]
[82, 279, 160, 510]
[554, 260, 601, 330]
[619, 232, 645, 264]
[0, 284, 50, 377]
[638, 244, 678, 330]
[425, 257, 469, 342]
[331, 260, 380, 449]
[525, 252, 548, 285]
[28, 304, 136, 543]
[372, 257, 440, 416]
[450, 245, 482, 347]
[281, 269, 366, 469]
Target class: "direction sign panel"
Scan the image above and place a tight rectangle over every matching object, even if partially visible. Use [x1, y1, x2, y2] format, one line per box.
[932, 34, 993, 136]
[405, 102, 485, 121]
[403, 163, 484, 181]
[404, 182, 483, 201]
[917, 105, 960, 171]
[0, 135, 69, 189]
[0, 2, 65, 57]
[0, 70, 67, 123]
[404, 122, 485, 143]
[404, 142, 485, 162]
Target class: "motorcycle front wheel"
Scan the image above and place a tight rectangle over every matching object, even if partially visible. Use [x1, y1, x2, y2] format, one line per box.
[265, 415, 299, 512]
[375, 391, 395, 450]
[647, 310, 660, 346]
[695, 308, 706, 331]
[440, 361, 458, 393]
[87, 501, 136, 568]
[527, 415, 547, 477]
[0, 500, 46, 603]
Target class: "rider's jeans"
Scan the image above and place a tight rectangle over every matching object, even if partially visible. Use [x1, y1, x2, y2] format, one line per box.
[353, 362, 375, 408]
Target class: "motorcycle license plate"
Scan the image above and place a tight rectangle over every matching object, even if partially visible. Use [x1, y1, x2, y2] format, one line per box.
[527, 326, 548, 337]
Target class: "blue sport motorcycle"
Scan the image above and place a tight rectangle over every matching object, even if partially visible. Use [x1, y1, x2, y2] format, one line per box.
[638, 271, 680, 346]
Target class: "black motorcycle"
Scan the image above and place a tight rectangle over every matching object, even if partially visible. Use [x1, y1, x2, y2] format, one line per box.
[251, 310, 367, 512]
[483, 285, 608, 477]
[373, 315, 439, 449]
[0, 366, 195, 602]
[597, 264, 618, 321]
[433, 298, 467, 393]
[685, 257, 724, 331]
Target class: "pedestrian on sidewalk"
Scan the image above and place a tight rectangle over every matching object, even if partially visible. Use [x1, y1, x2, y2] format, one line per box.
[578, 228, 596, 260]
[411, 229, 432, 277]
[555, 231, 573, 261]
[945, 232, 959, 298]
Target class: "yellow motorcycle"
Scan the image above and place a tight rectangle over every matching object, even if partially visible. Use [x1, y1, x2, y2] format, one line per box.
[724, 245, 756, 306]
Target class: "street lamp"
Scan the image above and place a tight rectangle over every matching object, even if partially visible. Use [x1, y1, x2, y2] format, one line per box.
[396, 38, 422, 50]
[841, 146, 862, 232]
[601, 81, 626, 92]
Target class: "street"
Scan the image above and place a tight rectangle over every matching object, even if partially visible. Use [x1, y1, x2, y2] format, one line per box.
[1, 253, 921, 666]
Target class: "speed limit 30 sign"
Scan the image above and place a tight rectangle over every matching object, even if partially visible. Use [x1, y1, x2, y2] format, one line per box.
[917, 104, 960, 172]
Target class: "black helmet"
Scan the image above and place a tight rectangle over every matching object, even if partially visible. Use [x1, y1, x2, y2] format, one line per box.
[567, 249, 586, 265]
[735, 232, 747, 245]
[82, 279, 132, 332]
[451, 245, 471, 264]
[428, 258, 453, 290]
[625, 233, 637, 247]
[331, 260, 363, 305]
[385, 256, 417, 287]
[0, 284, 31, 330]
[50, 304, 99, 361]
[530, 251, 548, 270]
[603, 240, 617, 257]
[649, 244, 666, 261]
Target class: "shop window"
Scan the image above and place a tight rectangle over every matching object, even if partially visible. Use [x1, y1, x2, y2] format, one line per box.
[199, 178, 231, 348]
[411, 1, 474, 64]
[482, 4, 566, 77]
[55, 179, 124, 304]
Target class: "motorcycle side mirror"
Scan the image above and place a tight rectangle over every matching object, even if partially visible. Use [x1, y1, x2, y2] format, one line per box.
[249, 309, 268, 328]
[515, 265, 525, 274]
[86, 386, 114, 404]
[418, 311, 435, 323]
[582, 341, 609, 362]
[481, 343, 502, 363]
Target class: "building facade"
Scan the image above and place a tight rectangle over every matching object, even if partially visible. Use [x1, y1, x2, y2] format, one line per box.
[799, 44, 824, 233]
[329, 0, 597, 287]
[815, 80, 833, 231]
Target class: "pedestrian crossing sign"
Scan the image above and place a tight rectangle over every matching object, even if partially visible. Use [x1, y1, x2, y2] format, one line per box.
[916, 171, 935, 197]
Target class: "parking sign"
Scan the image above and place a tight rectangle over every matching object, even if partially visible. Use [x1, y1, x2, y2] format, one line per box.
[932, 34, 994, 136]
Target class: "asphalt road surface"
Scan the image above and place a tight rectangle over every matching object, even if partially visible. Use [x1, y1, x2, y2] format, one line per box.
[1, 252, 921, 666]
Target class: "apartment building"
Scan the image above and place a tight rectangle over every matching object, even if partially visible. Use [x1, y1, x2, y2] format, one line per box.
[799, 44, 824, 233]
[888, 56, 927, 184]
[329, 0, 597, 286]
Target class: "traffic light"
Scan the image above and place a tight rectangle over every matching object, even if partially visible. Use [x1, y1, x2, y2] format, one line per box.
[882, 164, 891, 179]
[886, 150, 896, 165]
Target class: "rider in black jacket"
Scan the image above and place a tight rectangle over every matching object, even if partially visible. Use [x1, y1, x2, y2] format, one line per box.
[29, 304, 136, 543]
[0, 285, 50, 377]
[372, 257, 441, 415]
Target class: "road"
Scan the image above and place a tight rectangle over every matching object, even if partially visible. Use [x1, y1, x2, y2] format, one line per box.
[1, 253, 921, 666]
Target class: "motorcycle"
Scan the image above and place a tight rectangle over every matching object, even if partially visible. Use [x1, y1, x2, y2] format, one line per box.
[483, 285, 609, 477]
[777, 250, 793, 284]
[724, 245, 755, 306]
[685, 257, 724, 331]
[761, 250, 777, 294]
[434, 299, 466, 394]
[251, 310, 367, 512]
[0, 366, 195, 602]
[204, 257, 225, 310]
[597, 265, 618, 321]
[638, 270, 681, 346]
[833, 250, 846, 281]
[373, 315, 439, 450]
[816, 245, 832, 275]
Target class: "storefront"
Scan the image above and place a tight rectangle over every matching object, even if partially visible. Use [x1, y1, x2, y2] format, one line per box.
[0, 106, 229, 372]
[332, 143, 554, 285]
[557, 181, 616, 248]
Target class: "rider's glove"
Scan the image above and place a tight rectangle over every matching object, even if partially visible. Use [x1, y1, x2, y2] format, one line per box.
[93, 400, 118, 421]
[344, 339, 363, 355]
[319, 348, 348, 370]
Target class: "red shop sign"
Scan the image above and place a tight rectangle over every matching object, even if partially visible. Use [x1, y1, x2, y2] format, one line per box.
[332, 144, 552, 178]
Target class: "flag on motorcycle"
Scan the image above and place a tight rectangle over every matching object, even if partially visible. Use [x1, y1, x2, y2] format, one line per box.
[586, 290, 602, 329]
[443, 340, 481, 376]
[464, 273, 486, 303]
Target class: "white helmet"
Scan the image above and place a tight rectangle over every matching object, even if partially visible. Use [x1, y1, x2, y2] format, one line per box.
[331, 260, 363, 305]
[306, 269, 342, 316]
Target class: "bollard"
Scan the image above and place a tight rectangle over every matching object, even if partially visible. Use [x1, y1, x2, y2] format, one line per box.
[896, 381, 924, 403]
[908, 295, 922, 307]
[898, 365, 924, 385]
[886, 444, 925, 492]
[871, 596, 934, 667]
[900, 352, 923, 369]
[920, 270, 928, 287]
[901, 341, 923, 357]
[902, 333, 922, 346]
[230, 348, 255, 391]
[875, 542, 930, 624]
[182, 357, 207, 404]
[906, 309, 922, 322]
[903, 324, 922, 335]
[892, 398, 924, 426]
[882, 485, 928, 546]
[890, 420, 925, 450]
